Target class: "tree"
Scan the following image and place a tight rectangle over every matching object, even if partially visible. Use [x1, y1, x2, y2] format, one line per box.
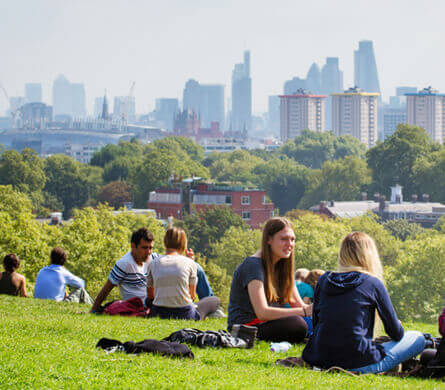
[383, 219, 425, 241]
[102, 156, 137, 183]
[366, 124, 438, 197]
[298, 156, 372, 209]
[97, 181, 132, 209]
[177, 206, 249, 258]
[412, 148, 445, 203]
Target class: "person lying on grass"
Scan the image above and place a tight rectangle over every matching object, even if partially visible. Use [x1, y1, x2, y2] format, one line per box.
[302, 232, 431, 374]
[227, 217, 312, 343]
[0, 253, 27, 297]
[146, 227, 219, 320]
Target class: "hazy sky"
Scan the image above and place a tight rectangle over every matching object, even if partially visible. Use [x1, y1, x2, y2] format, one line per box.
[1, 0, 445, 115]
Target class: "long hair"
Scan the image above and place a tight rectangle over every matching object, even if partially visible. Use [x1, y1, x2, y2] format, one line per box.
[261, 217, 295, 304]
[338, 232, 383, 281]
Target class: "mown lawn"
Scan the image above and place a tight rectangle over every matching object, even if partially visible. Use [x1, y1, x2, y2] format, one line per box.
[0, 296, 443, 389]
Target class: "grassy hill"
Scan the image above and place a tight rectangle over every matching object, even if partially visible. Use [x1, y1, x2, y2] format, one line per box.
[0, 296, 443, 389]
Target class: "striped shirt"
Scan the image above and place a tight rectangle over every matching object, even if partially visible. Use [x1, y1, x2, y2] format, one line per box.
[147, 254, 197, 308]
[109, 252, 158, 301]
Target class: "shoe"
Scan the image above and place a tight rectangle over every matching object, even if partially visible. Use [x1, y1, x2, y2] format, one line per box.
[230, 324, 257, 349]
[207, 308, 226, 318]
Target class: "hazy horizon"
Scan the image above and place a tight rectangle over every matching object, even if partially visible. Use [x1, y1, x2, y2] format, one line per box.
[1, 0, 444, 115]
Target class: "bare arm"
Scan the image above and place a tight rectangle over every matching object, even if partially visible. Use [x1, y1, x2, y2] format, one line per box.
[147, 286, 154, 300]
[19, 276, 27, 297]
[91, 280, 115, 312]
[288, 285, 312, 315]
[189, 284, 196, 301]
[247, 280, 310, 321]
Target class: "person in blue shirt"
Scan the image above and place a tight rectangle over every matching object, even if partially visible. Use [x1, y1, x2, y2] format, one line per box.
[302, 232, 427, 374]
[34, 247, 93, 304]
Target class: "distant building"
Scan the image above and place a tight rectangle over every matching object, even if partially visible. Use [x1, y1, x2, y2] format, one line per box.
[267, 95, 280, 136]
[52, 75, 86, 118]
[354, 40, 381, 95]
[406, 86, 445, 144]
[64, 142, 101, 164]
[17, 102, 53, 129]
[199, 137, 247, 155]
[331, 87, 379, 148]
[279, 89, 326, 141]
[155, 98, 179, 130]
[383, 107, 406, 139]
[183, 80, 224, 129]
[310, 185, 445, 228]
[113, 96, 136, 122]
[305, 63, 321, 94]
[148, 180, 274, 228]
[284, 77, 306, 95]
[321, 57, 344, 130]
[25, 83, 42, 103]
[94, 97, 106, 118]
[231, 51, 252, 135]
[9, 96, 26, 113]
[173, 109, 200, 137]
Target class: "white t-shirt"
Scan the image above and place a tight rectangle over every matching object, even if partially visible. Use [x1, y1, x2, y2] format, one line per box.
[108, 251, 157, 301]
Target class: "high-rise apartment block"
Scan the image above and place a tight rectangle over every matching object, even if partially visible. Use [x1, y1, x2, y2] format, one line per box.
[279, 90, 326, 141]
[231, 51, 252, 135]
[52, 75, 86, 119]
[331, 87, 379, 147]
[354, 40, 381, 94]
[406, 86, 445, 144]
[183, 80, 224, 129]
[25, 83, 42, 103]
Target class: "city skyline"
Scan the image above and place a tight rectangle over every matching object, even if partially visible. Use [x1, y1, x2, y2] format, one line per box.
[1, 0, 445, 115]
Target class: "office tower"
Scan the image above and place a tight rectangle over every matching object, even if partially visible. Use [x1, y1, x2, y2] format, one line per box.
[94, 97, 105, 118]
[306, 63, 321, 94]
[71, 83, 86, 118]
[52, 75, 86, 118]
[182, 80, 224, 128]
[155, 98, 179, 130]
[284, 77, 306, 95]
[113, 96, 136, 122]
[231, 50, 252, 135]
[25, 83, 42, 103]
[280, 91, 326, 141]
[354, 40, 381, 94]
[321, 57, 343, 130]
[101, 94, 109, 120]
[268, 95, 280, 136]
[331, 87, 379, 147]
[406, 86, 445, 144]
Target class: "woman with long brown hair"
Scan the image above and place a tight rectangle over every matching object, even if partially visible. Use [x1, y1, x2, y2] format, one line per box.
[227, 217, 311, 343]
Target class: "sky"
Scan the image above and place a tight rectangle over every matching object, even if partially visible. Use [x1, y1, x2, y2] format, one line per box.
[1, 0, 445, 115]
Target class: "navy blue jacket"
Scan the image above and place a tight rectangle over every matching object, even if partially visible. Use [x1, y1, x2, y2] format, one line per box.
[302, 271, 404, 369]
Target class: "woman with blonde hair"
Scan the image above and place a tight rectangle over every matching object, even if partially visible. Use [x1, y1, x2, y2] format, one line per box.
[227, 217, 311, 343]
[147, 227, 219, 320]
[302, 232, 427, 374]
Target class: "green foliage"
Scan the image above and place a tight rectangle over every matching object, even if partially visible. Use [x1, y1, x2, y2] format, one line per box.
[209, 226, 261, 275]
[387, 235, 445, 322]
[366, 124, 438, 197]
[97, 181, 132, 209]
[383, 219, 425, 241]
[280, 130, 366, 169]
[178, 206, 248, 258]
[412, 148, 445, 203]
[298, 156, 372, 209]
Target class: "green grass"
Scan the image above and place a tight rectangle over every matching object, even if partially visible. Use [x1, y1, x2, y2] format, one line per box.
[0, 296, 443, 389]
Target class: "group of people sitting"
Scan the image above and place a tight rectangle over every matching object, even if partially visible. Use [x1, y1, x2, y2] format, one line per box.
[1, 217, 443, 376]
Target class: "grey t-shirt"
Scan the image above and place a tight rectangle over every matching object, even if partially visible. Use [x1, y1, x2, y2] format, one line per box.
[227, 256, 265, 328]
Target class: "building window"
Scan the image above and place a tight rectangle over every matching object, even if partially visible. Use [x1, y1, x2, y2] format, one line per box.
[262, 195, 267, 204]
[225, 195, 232, 205]
[241, 195, 250, 205]
[242, 211, 251, 220]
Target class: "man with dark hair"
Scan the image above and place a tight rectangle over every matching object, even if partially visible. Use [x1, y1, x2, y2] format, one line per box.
[91, 227, 156, 312]
[34, 247, 93, 304]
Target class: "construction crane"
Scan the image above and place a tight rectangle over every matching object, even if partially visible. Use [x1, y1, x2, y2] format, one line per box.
[0, 81, 19, 128]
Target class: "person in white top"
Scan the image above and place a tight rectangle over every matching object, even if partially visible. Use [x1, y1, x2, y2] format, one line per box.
[147, 227, 219, 320]
[90, 227, 155, 312]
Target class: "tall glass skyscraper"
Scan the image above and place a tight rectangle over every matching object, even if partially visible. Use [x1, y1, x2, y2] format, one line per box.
[354, 40, 381, 94]
[231, 51, 251, 136]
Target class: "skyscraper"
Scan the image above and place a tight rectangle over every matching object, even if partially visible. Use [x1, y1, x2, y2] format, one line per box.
[280, 90, 326, 141]
[267, 95, 280, 136]
[305, 63, 321, 94]
[155, 98, 179, 130]
[284, 77, 306, 95]
[113, 96, 136, 122]
[331, 87, 379, 148]
[25, 83, 42, 103]
[321, 57, 343, 130]
[354, 41, 381, 94]
[406, 86, 445, 144]
[231, 51, 252, 135]
[182, 79, 224, 128]
[52, 75, 86, 118]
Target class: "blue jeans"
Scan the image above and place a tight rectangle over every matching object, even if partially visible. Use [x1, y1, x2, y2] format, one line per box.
[196, 263, 213, 299]
[352, 331, 426, 374]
